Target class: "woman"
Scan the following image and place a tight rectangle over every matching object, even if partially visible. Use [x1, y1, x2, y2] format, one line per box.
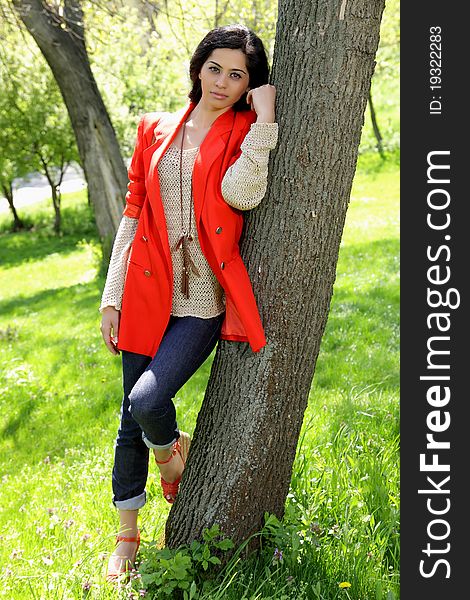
[100, 23, 278, 579]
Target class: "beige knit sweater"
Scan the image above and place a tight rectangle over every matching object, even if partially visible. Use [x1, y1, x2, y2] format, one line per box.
[100, 121, 278, 316]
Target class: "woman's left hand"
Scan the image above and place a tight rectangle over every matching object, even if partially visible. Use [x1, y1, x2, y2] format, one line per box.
[246, 84, 276, 121]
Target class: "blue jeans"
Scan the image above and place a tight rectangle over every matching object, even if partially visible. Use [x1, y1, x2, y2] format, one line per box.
[112, 312, 225, 510]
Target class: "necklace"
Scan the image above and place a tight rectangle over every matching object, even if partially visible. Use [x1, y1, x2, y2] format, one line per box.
[173, 120, 200, 299]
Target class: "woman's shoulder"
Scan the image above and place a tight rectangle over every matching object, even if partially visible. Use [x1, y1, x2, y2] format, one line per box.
[136, 111, 170, 143]
[141, 111, 167, 128]
[236, 109, 257, 129]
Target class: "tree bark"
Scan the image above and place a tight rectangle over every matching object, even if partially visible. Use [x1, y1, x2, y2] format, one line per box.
[2, 183, 25, 231]
[368, 89, 385, 158]
[12, 0, 128, 254]
[166, 0, 386, 554]
[39, 156, 66, 234]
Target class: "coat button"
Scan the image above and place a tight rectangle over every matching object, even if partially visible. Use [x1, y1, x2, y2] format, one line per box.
[215, 226, 222, 234]
[220, 262, 225, 270]
[144, 270, 151, 277]
[142, 235, 148, 242]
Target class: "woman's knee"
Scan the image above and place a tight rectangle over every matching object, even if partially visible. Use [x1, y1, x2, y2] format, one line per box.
[128, 385, 170, 424]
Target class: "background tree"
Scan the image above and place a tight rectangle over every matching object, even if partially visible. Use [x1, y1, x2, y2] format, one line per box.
[0, 25, 30, 231]
[360, 0, 399, 156]
[11, 0, 128, 257]
[0, 25, 79, 234]
[4, 0, 396, 236]
[0, 103, 28, 232]
[28, 65, 79, 234]
[8, 0, 278, 253]
[166, 0, 386, 554]
[368, 89, 385, 158]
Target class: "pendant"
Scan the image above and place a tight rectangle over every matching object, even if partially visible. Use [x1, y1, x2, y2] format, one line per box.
[175, 231, 200, 299]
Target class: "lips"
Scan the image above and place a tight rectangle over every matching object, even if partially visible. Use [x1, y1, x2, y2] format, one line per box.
[211, 92, 228, 99]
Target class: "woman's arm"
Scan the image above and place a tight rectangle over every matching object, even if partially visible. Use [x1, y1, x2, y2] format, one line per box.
[100, 110, 155, 310]
[99, 216, 138, 355]
[99, 215, 139, 312]
[221, 121, 279, 211]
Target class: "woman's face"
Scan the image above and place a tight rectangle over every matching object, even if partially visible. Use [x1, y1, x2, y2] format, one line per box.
[198, 48, 250, 109]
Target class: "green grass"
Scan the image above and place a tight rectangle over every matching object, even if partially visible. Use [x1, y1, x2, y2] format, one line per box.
[0, 156, 399, 599]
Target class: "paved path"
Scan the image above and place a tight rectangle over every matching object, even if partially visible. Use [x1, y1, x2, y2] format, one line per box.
[0, 165, 87, 214]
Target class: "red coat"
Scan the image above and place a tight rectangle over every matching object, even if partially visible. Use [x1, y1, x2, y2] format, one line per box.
[117, 100, 267, 357]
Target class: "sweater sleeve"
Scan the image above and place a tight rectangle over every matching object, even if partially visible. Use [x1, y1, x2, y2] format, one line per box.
[99, 216, 139, 312]
[221, 121, 279, 210]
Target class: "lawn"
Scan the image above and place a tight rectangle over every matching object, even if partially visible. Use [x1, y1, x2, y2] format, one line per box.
[0, 155, 399, 599]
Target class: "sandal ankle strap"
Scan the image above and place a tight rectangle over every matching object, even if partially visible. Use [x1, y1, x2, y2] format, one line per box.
[155, 442, 179, 465]
[116, 530, 140, 544]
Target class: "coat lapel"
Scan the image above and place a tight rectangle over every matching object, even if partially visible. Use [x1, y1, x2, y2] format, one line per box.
[143, 100, 241, 270]
[191, 108, 236, 223]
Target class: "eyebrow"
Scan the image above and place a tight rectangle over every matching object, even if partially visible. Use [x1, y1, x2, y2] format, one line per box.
[208, 61, 247, 74]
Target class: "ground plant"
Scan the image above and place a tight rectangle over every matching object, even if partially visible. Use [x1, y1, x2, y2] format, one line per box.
[0, 155, 399, 599]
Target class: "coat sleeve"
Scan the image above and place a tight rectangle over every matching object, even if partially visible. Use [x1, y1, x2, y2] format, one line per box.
[221, 122, 279, 211]
[122, 113, 159, 219]
[122, 115, 146, 218]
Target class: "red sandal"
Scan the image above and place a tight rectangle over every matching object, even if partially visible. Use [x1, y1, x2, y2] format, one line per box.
[155, 432, 191, 504]
[106, 530, 140, 582]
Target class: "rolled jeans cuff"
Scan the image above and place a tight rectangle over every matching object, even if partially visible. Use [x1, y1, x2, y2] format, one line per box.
[142, 432, 178, 451]
[114, 491, 146, 511]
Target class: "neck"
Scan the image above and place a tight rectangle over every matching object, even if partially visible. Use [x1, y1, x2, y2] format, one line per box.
[188, 98, 232, 129]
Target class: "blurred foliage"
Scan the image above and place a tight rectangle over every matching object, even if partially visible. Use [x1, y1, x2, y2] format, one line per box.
[84, 0, 278, 156]
[360, 0, 399, 154]
[1, 0, 398, 211]
[0, 21, 79, 229]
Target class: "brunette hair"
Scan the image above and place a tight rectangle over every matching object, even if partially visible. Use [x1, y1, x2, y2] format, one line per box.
[188, 24, 270, 112]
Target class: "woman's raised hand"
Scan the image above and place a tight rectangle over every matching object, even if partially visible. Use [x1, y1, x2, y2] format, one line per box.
[246, 84, 276, 122]
[100, 306, 120, 355]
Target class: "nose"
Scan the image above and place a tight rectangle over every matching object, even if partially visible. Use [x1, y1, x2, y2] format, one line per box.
[215, 74, 228, 88]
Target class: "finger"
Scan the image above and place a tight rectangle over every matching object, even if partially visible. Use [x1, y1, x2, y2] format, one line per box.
[111, 313, 120, 332]
[106, 337, 120, 355]
[100, 319, 119, 355]
[108, 317, 118, 346]
[110, 318, 120, 354]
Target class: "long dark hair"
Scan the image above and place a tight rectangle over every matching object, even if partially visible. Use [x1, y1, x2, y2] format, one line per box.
[188, 24, 270, 112]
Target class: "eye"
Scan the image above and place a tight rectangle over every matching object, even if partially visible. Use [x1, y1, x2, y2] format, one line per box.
[208, 66, 242, 79]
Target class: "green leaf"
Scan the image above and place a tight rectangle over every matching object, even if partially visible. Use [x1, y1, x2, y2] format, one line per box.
[216, 538, 234, 550]
[202, 524, 220, 541]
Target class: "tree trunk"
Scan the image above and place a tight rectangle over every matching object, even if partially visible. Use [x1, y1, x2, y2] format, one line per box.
[12, 0, 128, 255]
[51, 186, 61, 234]
[166, 0, 386, 554]
[40, 159, 63, 234]
[368, 89, 385, 158]
[2, 183, 25, 231]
